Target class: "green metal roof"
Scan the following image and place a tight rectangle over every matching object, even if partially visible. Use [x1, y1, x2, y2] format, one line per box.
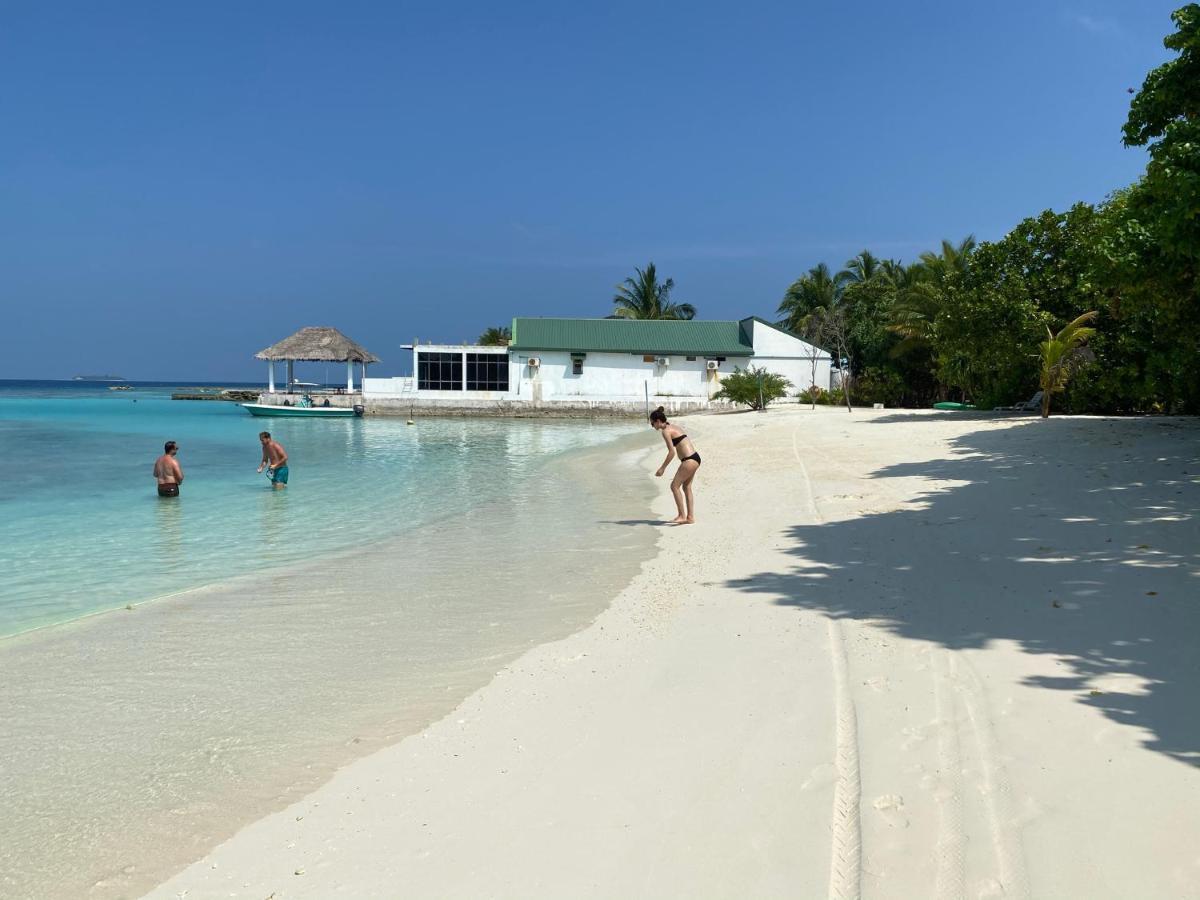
[509, 318, 753, 356]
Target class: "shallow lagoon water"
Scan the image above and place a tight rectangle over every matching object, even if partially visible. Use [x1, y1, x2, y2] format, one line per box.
[0, 383, 662, 899]
[0, 382, 642, 635]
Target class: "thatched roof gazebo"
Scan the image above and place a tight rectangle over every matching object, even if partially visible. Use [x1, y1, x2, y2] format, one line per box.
[256, 326, 380, 394]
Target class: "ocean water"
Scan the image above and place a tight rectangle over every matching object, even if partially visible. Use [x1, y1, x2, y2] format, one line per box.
[0, 380, 663, 899]
[0, 380, 642, 636]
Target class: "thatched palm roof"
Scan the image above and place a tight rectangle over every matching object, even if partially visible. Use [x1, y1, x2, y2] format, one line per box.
[255, 327, 380, 363]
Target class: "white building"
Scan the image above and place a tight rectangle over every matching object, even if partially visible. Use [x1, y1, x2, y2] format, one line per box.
[363, 316, 831, 413]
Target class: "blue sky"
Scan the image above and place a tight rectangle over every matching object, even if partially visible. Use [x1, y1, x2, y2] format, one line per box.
[0, 1, 1181, 379]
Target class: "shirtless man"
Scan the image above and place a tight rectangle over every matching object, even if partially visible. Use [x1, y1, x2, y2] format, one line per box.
[257, 431, 289, 489]
[153, 441, 184, 497]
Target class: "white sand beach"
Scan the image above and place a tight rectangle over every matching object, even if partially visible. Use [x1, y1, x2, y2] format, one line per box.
[148, 407, 1200, 899]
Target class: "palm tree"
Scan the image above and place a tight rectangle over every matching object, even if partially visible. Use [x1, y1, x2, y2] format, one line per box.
[918, 235, 976, 279]
[841, 249, 882, 287]
[885, 238, 974, 362]
[477, 326, 511, 346]
[612, 263, 695, 320]
[1038, 311, 1098, 418]
[778, 262, 846, 336]
[887, 273, 943, 358]
[778, 263, 855, 410]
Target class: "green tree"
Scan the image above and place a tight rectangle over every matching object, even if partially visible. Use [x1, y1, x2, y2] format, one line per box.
[1039, 312, 1098, 418]
[779, 262, 857, 407]
[1111, 4, 1200, 411]
[612, 263, 696, 320]
[477, 326, 511, 346]
[713, 365, 792, 410]
[778, 262, 844, 338]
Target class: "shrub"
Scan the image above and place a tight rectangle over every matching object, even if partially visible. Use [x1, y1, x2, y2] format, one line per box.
[849, 367, 906, 407]
[797, 385, 833, 405]
[713, 366, 792, 410]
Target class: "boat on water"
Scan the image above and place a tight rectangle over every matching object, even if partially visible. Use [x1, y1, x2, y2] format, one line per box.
[241, 403, 364, 418]
[108, 385, 134, 391]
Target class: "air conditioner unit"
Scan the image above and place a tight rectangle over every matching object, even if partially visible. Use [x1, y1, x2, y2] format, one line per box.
[655, 356, 670, 366]
[705, 360, 719, 371]
[527, 357, 541, 368]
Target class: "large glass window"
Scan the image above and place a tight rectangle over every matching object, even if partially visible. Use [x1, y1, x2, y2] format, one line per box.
[417, 352, 463, 390]
[466, 353, 509, 391]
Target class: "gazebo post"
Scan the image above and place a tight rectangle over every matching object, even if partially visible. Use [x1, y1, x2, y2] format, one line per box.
[255, 328, 379, 403]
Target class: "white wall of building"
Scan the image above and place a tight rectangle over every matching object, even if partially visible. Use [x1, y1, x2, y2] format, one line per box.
[510, 351, 743, 401]
[363, 325, 832, 403]
[742, 318, 833, 393]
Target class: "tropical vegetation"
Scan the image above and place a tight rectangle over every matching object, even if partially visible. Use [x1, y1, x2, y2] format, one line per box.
[713, 366, 792, 410]
[776, 5, 1200, 415]
[612, 262, 696, 320]
[477, 326, 511, 346]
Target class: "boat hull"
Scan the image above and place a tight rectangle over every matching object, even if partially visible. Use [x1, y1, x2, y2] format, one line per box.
[241, 403, 362, 418]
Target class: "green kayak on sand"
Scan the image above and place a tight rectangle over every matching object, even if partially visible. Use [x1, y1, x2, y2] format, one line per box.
[932, 401, 977, 410]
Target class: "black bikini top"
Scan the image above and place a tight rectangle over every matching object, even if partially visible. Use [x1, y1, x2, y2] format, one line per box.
[671, 433, 688, 446]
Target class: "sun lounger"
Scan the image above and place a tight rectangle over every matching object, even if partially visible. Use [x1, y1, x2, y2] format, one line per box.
[994, 390, 1043, 411]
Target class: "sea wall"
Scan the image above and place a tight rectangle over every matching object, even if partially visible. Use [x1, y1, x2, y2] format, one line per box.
[256, 392, 729, 418]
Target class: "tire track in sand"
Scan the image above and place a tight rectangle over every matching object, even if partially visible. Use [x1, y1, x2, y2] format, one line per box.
[792, 426, 862, 900]
[827, 618, 862, 900]
[951, 652, 1030, 899]
[930, 649, 966, 900]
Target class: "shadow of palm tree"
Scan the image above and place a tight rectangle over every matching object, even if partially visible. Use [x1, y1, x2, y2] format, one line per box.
[726, 416, 1200, 766]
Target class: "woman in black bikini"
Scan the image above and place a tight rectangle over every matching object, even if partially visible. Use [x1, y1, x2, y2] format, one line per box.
[649, 406, 700, 524]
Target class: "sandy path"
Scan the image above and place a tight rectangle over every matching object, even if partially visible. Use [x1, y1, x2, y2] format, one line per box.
[148, 407, 1200, 899]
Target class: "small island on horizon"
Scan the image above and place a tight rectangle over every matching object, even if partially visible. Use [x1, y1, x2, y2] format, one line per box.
[72, 374, 127, 382]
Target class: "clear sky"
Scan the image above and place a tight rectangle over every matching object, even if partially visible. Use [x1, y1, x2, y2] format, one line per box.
[0, 1, 1181, 380]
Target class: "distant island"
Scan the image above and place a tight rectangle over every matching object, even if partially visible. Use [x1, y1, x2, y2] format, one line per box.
[72, 375, 127, 381]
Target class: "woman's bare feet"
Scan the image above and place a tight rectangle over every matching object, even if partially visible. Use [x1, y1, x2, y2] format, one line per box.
[669, 516, 694, 525]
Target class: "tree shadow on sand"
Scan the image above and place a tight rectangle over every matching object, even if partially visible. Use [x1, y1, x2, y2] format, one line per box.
[726, 417, 1200, 766]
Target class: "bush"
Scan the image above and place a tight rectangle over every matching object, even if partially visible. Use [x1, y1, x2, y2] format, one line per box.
[713, 366, 792, 410]
[849, 367, 906, 407]
[797, 385, 834, 405]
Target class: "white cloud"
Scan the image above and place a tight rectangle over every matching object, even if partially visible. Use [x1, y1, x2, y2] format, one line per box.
[1067, 11, 1123, 36]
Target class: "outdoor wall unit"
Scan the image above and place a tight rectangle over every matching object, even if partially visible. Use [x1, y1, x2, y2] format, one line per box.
[655, 357, 670, 366]
[527, 357, 541, 368]
[706, 360, 719, 371]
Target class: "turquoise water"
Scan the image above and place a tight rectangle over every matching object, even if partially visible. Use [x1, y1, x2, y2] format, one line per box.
[0, 380, 640, 636]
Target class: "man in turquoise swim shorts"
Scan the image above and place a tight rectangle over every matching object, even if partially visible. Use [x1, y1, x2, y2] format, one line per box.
[257, 431, 289, 489]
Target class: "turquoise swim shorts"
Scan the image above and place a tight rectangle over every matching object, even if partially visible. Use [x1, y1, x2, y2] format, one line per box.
[271, 465, 289, 484]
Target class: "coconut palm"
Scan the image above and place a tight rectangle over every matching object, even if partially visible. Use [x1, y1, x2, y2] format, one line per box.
[477, 326, 511, 346]
[918, 235, 976, 279]
[1038, 311, 1098, 418]
[611, 263, 695, 320]
[778, 263, 856, 410]
[778, 262, 846, 337]
[887, 273, 943, 357]
[841, 249, 883, 287]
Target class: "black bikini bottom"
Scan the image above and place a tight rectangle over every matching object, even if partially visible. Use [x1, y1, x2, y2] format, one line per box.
[681, 452, 701, 465]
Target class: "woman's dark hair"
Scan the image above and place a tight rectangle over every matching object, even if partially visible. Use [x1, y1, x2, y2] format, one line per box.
[649, 406, 668, 425]
[164, 440, 177, 453]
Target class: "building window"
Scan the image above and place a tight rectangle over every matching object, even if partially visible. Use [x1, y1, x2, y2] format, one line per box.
[465, 353, 509, 391]
[686, 356, 697, 361]
[571, 353, 585, 376]
[417, 352, 463, 390]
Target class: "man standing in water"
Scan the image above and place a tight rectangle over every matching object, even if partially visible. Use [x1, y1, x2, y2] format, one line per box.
[153, 440, 184, 497]
[257, 431, 289, 489]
